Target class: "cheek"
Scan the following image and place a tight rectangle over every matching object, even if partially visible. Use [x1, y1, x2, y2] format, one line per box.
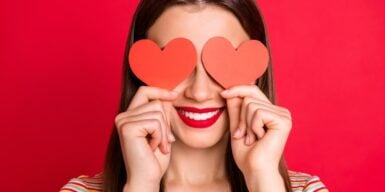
[219, 110, 230, 135]
[169, 107, 178, 129]
[223, 108, 230, 121]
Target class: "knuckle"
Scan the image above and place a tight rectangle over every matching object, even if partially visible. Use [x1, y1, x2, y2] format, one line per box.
[244, 98, 253, 107]
[280, 107, 292, 119]
[254, 108, 264, 116]
[152, 111, 164, 120]
[118, 122, 132, 137]
[251, 84, 260, 93]
[114, 114, 121, 125]
[147, 119, 161, 129]
[250, 84, 259, 90]
[114, 112, 127, 124]
[137, 85, 148, 93]
[245, 103, 252, 116]
[153, 99, 162, 106]
[114, 114, 125, 128]
[285, 108, 292, 117]
[242, 98, 250, 109]
[244, 96, 252, 103]
[154, 102, 165, 112]
[279, 106, 289, 113]
[247, 101, 257, 111]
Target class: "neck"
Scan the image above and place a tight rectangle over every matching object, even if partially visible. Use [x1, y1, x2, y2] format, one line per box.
[164, 132, 229, 186]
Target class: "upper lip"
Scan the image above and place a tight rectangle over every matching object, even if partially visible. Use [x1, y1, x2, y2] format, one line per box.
[175, 106, 224, 113]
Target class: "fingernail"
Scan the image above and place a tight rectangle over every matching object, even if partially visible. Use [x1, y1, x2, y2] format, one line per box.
[169, 133, 176, 142]
[233, 128, 241, 138]
[249, 136, 254, 145]
[221, 90, 229, 95]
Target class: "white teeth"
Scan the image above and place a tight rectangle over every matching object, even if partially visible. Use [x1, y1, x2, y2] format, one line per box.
[180, 109, 219, 120]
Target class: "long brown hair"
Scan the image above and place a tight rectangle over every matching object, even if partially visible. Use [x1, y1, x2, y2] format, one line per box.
[103, 0, 293, 191]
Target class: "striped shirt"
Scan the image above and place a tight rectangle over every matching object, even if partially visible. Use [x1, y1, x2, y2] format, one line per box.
[60, 170, 328, 192]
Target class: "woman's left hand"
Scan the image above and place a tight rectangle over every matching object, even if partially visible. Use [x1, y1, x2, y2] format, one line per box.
[220, 85, 292, 179]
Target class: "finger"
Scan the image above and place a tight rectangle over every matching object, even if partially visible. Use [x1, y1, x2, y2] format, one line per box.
[233, 107, 247, 139]
[161, 101, 176, 143]
[233, 98, 275, 140]
[244, 102, 260, 145]
[128, 86, 178, 110]
[252, 109, 291, 157]
[242, 97, 291, 118]
[252, 109, 282, 135]
[225, 97, 243, 135]
[250, 109, 266, 140]
[158, 111, 169, 154]
[118, 112, 170, 154]
[119, 100, 175, 144]
[246, 102, 281, 141]
[245, 127, 256, 145]
[118, 119, 162, 151]
[232, 123, 247, 139]
[230, 97, 287, 140]
[221, 85, 271, 104]
[117, 100, 166, 124]
[130, 100, 174, 144]
[242, 98, 277, 144]
[235, 97, 248, 140]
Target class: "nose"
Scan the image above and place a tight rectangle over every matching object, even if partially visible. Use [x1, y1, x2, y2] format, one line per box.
[184, 62, 217, 102]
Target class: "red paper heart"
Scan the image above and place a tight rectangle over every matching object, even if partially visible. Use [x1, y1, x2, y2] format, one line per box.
[128, 38, 197, 90]
[202, 36, 269, 89]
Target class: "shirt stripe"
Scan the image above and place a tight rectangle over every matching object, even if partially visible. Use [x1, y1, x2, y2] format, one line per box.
[60, 170, 328, 191]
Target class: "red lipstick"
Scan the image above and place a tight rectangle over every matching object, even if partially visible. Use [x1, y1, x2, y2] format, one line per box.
[175, 106, 225, 129]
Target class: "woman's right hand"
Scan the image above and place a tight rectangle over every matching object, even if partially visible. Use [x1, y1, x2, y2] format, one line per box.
[114, 86, 178, 191]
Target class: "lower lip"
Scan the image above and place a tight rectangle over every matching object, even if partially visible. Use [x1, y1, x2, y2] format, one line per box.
[176, 108, 224, 129]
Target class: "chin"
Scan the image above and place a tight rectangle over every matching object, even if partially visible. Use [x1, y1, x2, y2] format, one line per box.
[179, 129, 227, 149]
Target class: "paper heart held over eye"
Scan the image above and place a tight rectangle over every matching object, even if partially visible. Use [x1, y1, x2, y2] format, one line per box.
[201, 36, 269, 88]
[128, 38, 197, 90]
[128, 36, 269, 90]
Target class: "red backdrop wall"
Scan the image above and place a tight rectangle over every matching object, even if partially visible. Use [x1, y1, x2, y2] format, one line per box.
[1, 0, 384, 191]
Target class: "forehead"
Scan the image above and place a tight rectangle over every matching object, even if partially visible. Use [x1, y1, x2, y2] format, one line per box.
[146, 4, 250, 49]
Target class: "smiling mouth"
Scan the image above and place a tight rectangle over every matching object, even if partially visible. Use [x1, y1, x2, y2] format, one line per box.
[175, 106, 225, 128]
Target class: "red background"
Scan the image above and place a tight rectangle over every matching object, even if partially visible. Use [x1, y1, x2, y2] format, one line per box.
[1, 0, 384, 191]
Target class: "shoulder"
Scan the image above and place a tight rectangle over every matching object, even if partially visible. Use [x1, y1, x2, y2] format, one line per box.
[288, 170, 329, 192]
[60, 172, 104, 192]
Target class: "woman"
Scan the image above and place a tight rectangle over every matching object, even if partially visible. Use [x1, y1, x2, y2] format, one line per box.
[61, 0, 329, 191]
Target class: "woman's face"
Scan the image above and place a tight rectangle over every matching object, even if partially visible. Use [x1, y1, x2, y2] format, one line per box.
[147, 4, 250, 148]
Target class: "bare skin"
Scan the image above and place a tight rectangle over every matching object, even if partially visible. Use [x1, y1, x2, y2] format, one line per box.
[118, 3, 291, 192]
